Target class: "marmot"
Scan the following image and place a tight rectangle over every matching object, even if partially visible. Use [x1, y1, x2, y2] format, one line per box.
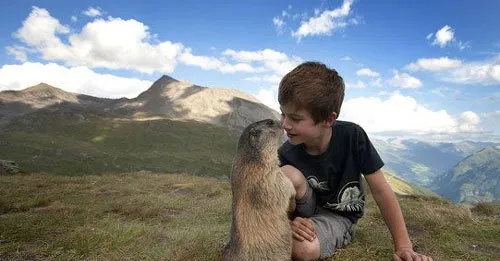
[222, 119, 296, 261]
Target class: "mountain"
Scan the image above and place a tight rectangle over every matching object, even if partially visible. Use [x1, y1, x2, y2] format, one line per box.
[372, 138, 499, 187]
[112, 75, 280, 129]
[432, 146, 500, 204]
[0, 76, 280, 177]
[0, 76, 279, 130]
[0, 83, 112, 123]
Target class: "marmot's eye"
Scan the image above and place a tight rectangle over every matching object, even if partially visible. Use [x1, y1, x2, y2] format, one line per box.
[265, 120, 275, 127]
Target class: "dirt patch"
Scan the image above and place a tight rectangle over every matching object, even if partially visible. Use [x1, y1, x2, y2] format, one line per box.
[469, 243, 499, 254]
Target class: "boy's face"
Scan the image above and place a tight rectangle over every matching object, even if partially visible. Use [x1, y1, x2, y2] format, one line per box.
[280, 103, 331, 146]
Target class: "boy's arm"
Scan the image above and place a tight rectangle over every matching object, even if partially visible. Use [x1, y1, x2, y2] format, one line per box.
[364, 169, 433, 261]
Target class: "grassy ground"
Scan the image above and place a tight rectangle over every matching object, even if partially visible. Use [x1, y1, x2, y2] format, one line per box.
[0, 112, 239, 177]
[1, 172, 499, 261]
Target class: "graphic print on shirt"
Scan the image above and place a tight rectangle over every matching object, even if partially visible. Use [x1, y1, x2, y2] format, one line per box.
[323, 181, 364, 212]
[307, 176, 330, 192]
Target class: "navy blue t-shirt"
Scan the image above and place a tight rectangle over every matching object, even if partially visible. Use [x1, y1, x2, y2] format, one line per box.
[278, 121, 384, 223]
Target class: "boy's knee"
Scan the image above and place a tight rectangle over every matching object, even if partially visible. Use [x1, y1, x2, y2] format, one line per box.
[293, 238, 321, 261]
[281, 165, 307, 199]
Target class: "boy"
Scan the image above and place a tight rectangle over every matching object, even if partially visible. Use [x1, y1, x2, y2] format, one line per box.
[278, 61, 432, 261]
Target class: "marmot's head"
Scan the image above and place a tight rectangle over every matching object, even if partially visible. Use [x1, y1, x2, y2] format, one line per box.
[237, 119, 283, 161]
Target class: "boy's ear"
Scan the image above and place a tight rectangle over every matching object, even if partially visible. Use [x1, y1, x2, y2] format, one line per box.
[323, 112, 337, 127]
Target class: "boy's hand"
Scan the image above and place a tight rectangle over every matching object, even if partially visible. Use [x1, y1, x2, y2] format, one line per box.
[393, 249, 433, 261]
[290, 217, 316, 242]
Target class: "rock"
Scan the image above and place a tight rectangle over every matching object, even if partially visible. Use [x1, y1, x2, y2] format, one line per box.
[0, 159, 20, 174]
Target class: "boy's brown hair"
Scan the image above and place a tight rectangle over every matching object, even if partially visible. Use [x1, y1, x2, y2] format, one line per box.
[278, 61, 345, 124]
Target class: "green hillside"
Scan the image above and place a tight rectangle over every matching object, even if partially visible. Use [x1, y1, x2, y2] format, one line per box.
[382, 170, 438, 197]
[433, 146, 500, 204]
[1, 172, 498, 260]
[0, 108, 239, 178]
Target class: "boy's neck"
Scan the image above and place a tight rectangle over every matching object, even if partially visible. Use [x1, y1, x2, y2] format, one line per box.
[304, 126, 333, 156]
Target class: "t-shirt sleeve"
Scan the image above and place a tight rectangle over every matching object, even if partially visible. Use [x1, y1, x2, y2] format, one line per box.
[355, 125, 384, 175]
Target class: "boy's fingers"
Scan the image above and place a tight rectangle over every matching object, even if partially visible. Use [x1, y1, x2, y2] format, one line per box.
[292, 222, 315, 238]
[297, 225, 315, 241]
[294, 217, 316, 233]
[393, 253, 403, 261]
[301, 220, 315, 232]
[292, 232, 305, 241]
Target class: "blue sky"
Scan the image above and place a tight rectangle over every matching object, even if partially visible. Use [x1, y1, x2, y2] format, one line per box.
[1, 0, 499, 142]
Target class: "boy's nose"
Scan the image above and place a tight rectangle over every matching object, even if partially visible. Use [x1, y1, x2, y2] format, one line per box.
[280, 116, 290, 130]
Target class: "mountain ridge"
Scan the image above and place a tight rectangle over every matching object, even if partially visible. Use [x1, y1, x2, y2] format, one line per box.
[0, 75, 279, 130]
[432, 145, 500, 204]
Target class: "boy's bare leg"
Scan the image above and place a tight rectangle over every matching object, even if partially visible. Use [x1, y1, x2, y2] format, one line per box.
[281, 165, 321, 261]
[281, 165, 308, 202]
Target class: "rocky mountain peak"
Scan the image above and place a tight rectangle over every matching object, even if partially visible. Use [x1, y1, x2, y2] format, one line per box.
[149, 75, 180, 90]
[0, 83, 79, 108]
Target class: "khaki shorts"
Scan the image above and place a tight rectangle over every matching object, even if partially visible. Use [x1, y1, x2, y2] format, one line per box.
[294, 184, 355, 259]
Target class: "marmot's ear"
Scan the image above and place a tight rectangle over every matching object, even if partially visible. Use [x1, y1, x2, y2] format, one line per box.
[249, 128, 258, 137]
[249, 128, 262, 147]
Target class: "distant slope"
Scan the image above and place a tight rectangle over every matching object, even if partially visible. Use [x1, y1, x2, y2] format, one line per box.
[382, 171, 438, 197]
[432, 146, 500, 204]
[372, 138, 498, 187]
[0, 76, 280, 131]
[0, 108, 239, 177]
[113, 75, 280, 130]
[0, 83, 120, 124]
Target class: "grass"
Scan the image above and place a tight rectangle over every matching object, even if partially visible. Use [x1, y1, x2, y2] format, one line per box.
[0, 110, 239, 177]
[1, 172, 499, 261]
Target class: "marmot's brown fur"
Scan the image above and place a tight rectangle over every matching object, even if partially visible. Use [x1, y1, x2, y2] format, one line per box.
[222, 119, 295, 261]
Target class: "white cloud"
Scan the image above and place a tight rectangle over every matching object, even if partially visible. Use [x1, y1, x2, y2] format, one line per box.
[223, 48, 288, 63]
[389, 70, 422, 88]
[244, 75, 282, 85]
[432, 25, 455, 47]
[340, 56, 352, 61]
[406, 57, 462, 72]
[426, 33, 433, 40]
[5, 45, 30, 62]
[9, 7, 184, 74]
[341, 93, 481, 134]
[14, 6, 70, 56]
[406, 55, 500, 85]
[458, 111, 480, 132]
[71, 16, 77, 22]
[273, 17, 285, 32]
[356, 68, 380, 77]
[256, 87, 280, 112]
[179, 49, 262, 74]
[444, 57, 500, 85]
[291, 0, 354, 41]
[346, 80, 366, 89]
[223, 48, 302, 76]
[0, 62, 152, 99]
[83, 7, 103, 17]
